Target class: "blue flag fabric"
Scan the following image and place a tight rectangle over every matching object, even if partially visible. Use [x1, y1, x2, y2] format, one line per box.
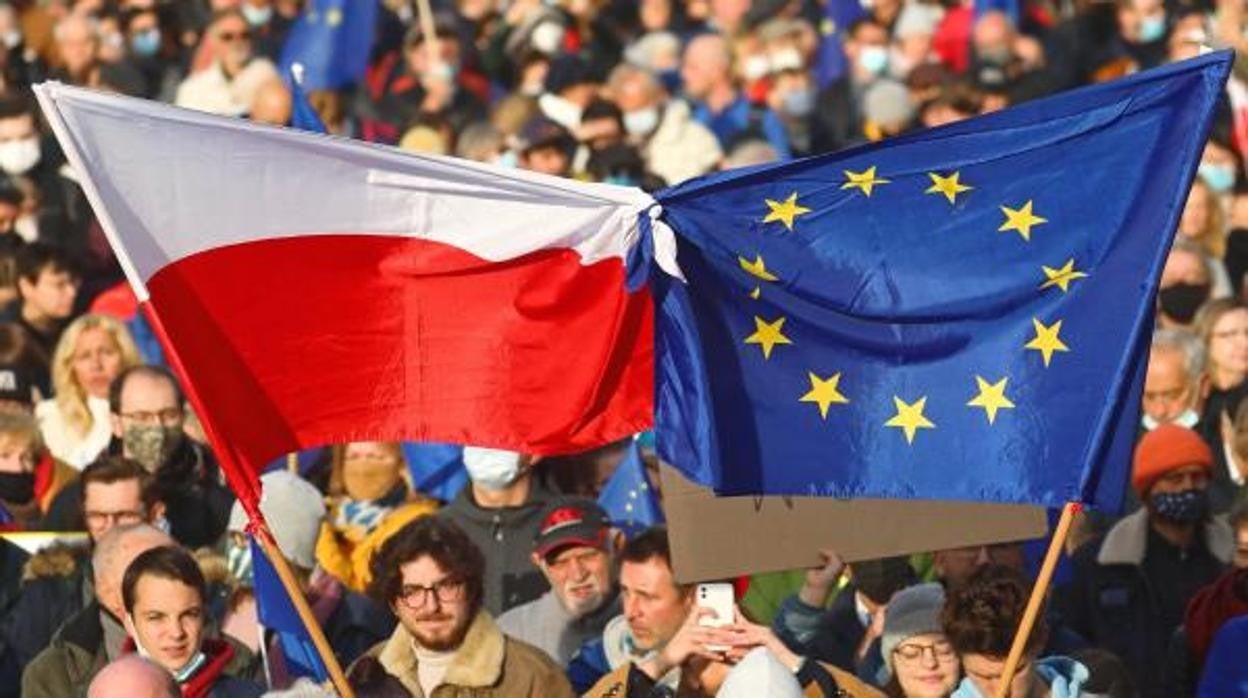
[289, 70, 328, 134]
[279, 0, 379, 91]
[249, 538, 329, 682]
[402, 442, 469, 502]
[650, 53, 1230, 512]
[599, 441, 664, 537]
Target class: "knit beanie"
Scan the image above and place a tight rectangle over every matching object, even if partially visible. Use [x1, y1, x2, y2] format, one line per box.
[881, 583, 947, 671]
[227, 470, 326, 570]
[1132, 424, 1213, 498]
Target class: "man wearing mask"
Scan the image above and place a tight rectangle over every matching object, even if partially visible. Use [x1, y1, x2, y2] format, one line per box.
[1059, 425, 1231, 697]
[498, 498, 623, 665]
[606, 63, 721, 186]
[441, 446, 553, 615]
[811, 18, 890, 154]
[1142, 328, 1205, 432]
[20, 523, 176, 698]
[46, 365, 231, 549]
[1157, 242, 1214, 328]
[1116, 0, 1169, 71]
[0, 94, 81, 250]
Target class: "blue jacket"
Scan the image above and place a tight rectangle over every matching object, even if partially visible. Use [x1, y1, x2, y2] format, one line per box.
[951, 657, 1089, 698]
[1197, 615, 1248, 697]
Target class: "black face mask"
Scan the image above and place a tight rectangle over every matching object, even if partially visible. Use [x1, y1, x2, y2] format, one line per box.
[1159, 282, 1211, 324]
[0, 471, 34, 504]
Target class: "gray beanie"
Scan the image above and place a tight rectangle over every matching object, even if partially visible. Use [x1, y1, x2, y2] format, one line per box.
[881, 582, 947, 670]
[227, 470, 326, 570]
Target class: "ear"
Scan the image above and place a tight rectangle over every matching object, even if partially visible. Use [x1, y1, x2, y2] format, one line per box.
[15, 276, 32, 300]
[149, 500, 166, 523]
[531, 551, 544, 570]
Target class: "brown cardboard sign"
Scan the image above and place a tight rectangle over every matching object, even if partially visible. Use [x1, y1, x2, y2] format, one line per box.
[660, 464, 1049, 583]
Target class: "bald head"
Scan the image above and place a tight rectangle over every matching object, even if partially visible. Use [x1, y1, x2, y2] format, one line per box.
[250, 79, 293, 126]
[92, 523, 174, 619]
[88, 655, 179, 698]
[681, 34, 733, 100]
[973, 10, 1015, 52]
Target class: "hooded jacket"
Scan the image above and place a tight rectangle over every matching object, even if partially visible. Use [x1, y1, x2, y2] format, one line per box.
[346, 609, 574, 697]
[2, 541, 92, 669]
[440, 482, 553, 615]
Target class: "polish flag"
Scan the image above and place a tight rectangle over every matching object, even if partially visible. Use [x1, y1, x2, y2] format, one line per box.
[35, 83, 662, 510]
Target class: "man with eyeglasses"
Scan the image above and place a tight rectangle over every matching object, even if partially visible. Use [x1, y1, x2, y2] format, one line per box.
[3, 457, 164, 673]
[174, 9, 278, 117]
[498, 498, 623, 665]
[347, 516, 574, 696]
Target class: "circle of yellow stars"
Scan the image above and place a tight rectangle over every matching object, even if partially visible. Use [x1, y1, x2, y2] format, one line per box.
[739, 165, 1091, 445]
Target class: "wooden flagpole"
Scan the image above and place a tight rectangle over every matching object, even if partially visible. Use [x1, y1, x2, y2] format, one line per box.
[287, 453, 299, 473]
[993, 501, 1080, 698]
[139, 303, 355, 698]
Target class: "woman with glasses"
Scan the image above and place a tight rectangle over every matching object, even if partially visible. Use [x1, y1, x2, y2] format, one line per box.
[881, 583, 960, 698]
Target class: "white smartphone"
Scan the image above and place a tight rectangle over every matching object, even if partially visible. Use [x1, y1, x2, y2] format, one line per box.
[696, 582, 734, 652]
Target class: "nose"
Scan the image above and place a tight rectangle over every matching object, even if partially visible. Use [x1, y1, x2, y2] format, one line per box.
[974, 546, 991, 566]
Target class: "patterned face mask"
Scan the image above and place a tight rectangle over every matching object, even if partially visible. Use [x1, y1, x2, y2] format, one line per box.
[1151, 488, 1209, 523]
[123, 424, 181, 472]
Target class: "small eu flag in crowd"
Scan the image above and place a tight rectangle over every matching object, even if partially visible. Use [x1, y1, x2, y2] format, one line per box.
[250, 538, 328, 682]
[403, 442, 469, 502]
[651, 52, 1232, 513]
[599, 440, 664, 537]
[279, 0, 379, 91]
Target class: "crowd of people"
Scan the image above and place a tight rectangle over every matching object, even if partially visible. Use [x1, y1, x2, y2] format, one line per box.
[0, 0, 1243, 696]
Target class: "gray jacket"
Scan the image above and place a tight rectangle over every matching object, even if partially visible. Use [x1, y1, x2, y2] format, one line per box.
[497, 588, 621, 666]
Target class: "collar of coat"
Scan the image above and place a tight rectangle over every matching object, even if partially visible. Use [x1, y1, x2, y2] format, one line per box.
[1097, 507, 1234, 567]
[379, 609, 505, 693]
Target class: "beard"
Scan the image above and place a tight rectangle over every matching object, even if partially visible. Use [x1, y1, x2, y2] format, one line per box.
[408, 610, 474, 652]
[559, 579, 608, 618]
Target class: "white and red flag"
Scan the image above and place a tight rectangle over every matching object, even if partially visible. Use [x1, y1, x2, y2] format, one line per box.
[35, 83, 663, 512]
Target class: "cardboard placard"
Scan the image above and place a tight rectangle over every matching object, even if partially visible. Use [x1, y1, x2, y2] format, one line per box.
[660, 464, 1049, 583]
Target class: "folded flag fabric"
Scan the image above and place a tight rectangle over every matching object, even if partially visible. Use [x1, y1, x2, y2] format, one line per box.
[598, 440, 664, 537]
[279, 0, 379, 91]
[34, 83, 657, 518]
[403, 442, 469, 502]
[651, 52, 1232, 511]
[250, 538, 328, 682]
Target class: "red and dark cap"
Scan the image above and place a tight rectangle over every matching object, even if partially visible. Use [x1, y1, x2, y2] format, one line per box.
[534, 497, 611, 559]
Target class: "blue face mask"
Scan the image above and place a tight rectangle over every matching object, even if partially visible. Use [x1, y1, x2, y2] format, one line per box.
[1139, 15, 1166, 43]
[130, 28, 161, 58]
[782, 88, 816, 118]
[1151, 488, 1208, 523]
[857, 46, 889, 77]
[1199, 163, 1236, 193]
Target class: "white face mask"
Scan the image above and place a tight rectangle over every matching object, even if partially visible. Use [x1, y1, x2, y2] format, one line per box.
[1141, 408, 1200, 431]
[462, 447, 524, 491]
[0, 137, 40, 175]
[126, 613, 207, 682]
[530, 21, 564, 55]
[241, 4, 273, 26]
[742, 54, 770, 81]
[623, 106, 660, 136]
[13, 214, 36, 242]
[539, 93, 583, 130]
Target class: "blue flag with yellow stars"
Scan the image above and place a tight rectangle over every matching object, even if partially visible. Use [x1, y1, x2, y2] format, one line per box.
[279, 0, 378, 91]
[649, 52, 1231, 512]
[599, 440, 664, 538]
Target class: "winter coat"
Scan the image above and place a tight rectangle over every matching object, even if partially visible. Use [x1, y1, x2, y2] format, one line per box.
[497, 588, 621, 666]
[346, 610, 574, 697]
[1056, 508, 1231, 698]
[582, 657, 885, 698]
[440, 483, 553, 615]
[316, 498, 440, 593]
[1197, 614, 1248, 697]
[1, 541, 91, 669]
[773, 583, 867, 674]
[642, 101, 723, 187]
[123, 637, 263, 698]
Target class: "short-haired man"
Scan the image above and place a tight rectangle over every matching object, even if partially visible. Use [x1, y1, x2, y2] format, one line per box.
[944, 565, 1088, 697]
[3, 457, 162, 669]
[1059, 425, 1231, 697]
[120, 546, 262, 695]
[498, 498, 622, 664]
[13, 242, 80, 395]
[348, 516, 573, 696]
[21, 523, 174, 698]
[1143, 328, 1205, 431]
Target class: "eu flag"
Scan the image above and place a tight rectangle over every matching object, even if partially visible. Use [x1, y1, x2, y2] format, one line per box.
[279, 0, 379, 91]
[650, 53, 1231, 511]
[402, 442, 468, 502]
[289, 67, 328, 134]
[598, 441, 664, 537]
[250, 538, 328, 683]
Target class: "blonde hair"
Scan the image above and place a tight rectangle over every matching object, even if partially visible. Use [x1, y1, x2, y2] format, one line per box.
[0, 409, 42, 456]
[51, 314, 141, 438]
[1185, 177, 1228, 258]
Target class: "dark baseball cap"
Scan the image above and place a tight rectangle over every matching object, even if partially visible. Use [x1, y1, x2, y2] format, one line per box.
[534, 498, 611, 559]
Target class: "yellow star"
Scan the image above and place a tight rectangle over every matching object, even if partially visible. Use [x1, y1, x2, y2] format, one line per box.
[749, 287, 761, 300]
[842, 166, 890, 197]
[1025, 318, 1069, 367]
[926, 171, 973, 204]
[885, 396, 935, 445]
[999, 200, 1047, 241]
[744, 316, 792, 359]
[800, 372, 850, 419]
[1039, 259, 1088, 293]
[738, 255, 779, 282]
[762, 193, 811, 231]
[967, 376, 1016, 425]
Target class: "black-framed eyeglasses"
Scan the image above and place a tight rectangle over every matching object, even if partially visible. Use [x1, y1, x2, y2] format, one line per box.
[397, 578, 465, 610]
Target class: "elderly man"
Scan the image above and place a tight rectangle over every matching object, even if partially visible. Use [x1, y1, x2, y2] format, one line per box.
[348, 517, 573, 696]
[175, 9, 278, 116]
[87, 655, 179, 698]
[1144, 328, 1205, 431]
[605, 63, 721, 185]
[51, 13, 100, 87]
[498, 498, 622, 664]
[21, 523, 174, 698]
[681, 33, 790, 159]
